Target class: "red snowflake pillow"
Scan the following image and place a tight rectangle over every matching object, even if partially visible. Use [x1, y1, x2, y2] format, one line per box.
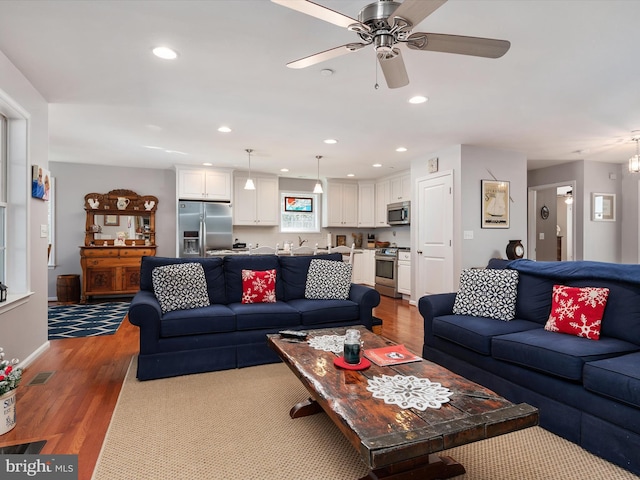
[242, 269, 277, 304]
[544, 285, 610, 340]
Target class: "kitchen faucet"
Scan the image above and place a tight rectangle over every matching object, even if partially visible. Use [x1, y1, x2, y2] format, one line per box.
[298, 236, 307, 247]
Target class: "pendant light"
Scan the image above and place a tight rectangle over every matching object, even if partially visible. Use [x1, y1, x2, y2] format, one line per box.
[244, 148, 256, 190]
[629, 135, 640, 173]
[313, 155, 323, 194]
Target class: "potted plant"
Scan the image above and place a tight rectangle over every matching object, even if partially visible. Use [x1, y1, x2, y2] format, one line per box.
[0, 347, 22, 435]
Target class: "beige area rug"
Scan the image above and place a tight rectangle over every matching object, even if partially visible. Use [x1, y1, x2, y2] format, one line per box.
[93, 358, 639, 480]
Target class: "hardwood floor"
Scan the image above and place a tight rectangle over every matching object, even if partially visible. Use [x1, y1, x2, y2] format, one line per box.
[0, 295, 422, 480]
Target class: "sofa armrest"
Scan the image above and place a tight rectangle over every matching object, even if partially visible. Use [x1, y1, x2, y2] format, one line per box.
[349, 283, 381, 330]
[128, 290, 163, 354]
[418, 293, 456, 352]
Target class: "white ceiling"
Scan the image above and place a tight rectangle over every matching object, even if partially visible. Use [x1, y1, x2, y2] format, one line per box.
[1, 0, 639, 181]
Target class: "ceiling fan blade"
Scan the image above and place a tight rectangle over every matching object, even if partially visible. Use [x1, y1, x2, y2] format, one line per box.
[407, 32, 511, 58]
[271, 0, 367, 31]
[389, 0, 447, 26]
[287, 43, 367, 69]
[378, 49, 409, 89]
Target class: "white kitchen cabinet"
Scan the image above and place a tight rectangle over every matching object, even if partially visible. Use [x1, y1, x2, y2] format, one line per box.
[389, 172, 411, 203]
[362, 249, 376, 286]
[177, 167, 232, 201]
[357, 181, 375, 228]
[397, 250, 411, 295]
[233, 174, 279, 226]
[324, 181, 358, 227]
[353, 249, 375, 286]
[375, 180, 390, 227]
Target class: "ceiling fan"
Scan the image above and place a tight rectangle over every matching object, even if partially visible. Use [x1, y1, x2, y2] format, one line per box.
[272, 0, 510, 88]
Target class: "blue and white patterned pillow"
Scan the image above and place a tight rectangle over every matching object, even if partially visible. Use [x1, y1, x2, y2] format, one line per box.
[452, 268, 519, 321]
[152, 263, 210, 313]
[304, 259, 352, 300]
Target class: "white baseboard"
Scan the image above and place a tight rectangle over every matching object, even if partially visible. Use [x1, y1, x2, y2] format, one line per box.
[19, 341, 50, 369]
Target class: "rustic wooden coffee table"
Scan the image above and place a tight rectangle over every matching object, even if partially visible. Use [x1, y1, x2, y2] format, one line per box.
[268, 326, 538, 480]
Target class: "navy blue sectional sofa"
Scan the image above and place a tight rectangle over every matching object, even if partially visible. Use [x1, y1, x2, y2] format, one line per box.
[128, 253, 380, 381]
[419, 259, 640, 475]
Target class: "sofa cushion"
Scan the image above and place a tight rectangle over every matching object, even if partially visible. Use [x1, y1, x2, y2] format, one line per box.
[241, 269, 276, 303]
[305, 259, 352, 300]
[152, 263, 210, 313]
[228, 301, 300, 330]
[160, 304, 236, 337]
[140, 256, 226, 304]
[287, 298, 360, 326]
[279, 253, 343, 301]
[432, 314, 541, 355]
[583, 352, 640, 409]
[224, 255, 283, 304]
[544, 285, 609, 340]
[492, 329, 639, 381]
[452, 268, 519, 321]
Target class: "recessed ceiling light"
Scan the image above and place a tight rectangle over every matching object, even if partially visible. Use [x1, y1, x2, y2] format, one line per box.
[152, 46, 178, 60]
[396, 147, 407, 152]
[347, 173, 355, 177]
[408, 95, 428, 104]
[202, 162, 213, 166]
[324, 139, 338, 144]
[320, 69, 334, 77]
[280, 168, 289, 172]
[373, 163, 382, 168]
[218, 126, 232, 133]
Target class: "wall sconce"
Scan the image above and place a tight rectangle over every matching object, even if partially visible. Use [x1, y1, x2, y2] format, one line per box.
[0, 282, 7, 302]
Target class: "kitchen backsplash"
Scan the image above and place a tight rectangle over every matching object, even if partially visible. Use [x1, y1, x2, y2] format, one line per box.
[232, 225, 410, 249]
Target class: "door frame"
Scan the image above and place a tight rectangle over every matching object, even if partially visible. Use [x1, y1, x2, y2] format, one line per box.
[527, 180, 576, 261]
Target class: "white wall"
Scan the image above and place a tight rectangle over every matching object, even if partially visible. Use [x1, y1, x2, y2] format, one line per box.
[411, 144, 528, 289]
[47, 162, 176, 298]
[0, 49, 50, 364]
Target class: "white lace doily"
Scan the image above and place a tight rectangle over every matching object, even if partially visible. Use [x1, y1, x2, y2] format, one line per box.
[366, 374, 453, 411]
[307, 334, 346, 354]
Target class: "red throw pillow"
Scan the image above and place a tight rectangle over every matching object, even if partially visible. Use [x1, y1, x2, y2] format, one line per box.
[242, 269, 277, 304]
[544, 285, 609, 340]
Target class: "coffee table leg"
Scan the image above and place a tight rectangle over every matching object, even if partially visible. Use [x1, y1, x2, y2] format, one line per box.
[361, 454, 466, 480]
[289, 397, 323, 418]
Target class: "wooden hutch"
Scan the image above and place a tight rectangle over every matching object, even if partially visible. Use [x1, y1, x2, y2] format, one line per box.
[80, 189, 158, 302]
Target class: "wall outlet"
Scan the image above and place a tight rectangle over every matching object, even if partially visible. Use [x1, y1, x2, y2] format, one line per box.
[463, 230, 474, 240]
[539, 232, 545, 240]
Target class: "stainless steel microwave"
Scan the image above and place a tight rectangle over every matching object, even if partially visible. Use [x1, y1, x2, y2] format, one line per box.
[387, 201, 410, 225]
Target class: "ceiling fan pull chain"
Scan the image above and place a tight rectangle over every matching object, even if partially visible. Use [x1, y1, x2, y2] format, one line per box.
[374, 53, 379, 90]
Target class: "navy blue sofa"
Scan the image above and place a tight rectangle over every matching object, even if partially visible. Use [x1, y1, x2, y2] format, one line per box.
[128, 253, 380, 381]
[419, 259, 640, 475]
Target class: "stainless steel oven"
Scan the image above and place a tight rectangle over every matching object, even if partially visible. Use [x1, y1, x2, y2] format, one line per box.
[375, 247, 401, 298]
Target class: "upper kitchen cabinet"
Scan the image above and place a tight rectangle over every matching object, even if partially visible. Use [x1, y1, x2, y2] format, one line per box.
[323, 181, 358, 227]
[233, 174, 279, 226]
[357, 181, 375, 228]
[389, 171, 411, 202]
[177, 166, 232, 201]
[375, 180, 390, 227]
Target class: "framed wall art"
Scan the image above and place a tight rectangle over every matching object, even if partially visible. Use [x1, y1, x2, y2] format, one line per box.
[336, 234, 347, 247]
[592, 193, 616, 221]
[104, 214, 119, 226]
[31, 164, 51, 201]
[481, 179, 510, 229]
[284, 196, 313, 212]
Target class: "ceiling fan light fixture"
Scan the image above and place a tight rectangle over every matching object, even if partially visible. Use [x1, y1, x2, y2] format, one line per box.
[314, 155, 324, 194]
[244, 148, 256, 190]
[629, 136, 640, 173]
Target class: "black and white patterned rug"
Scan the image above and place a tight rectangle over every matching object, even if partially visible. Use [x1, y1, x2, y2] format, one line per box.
[48, 302, 129, 339]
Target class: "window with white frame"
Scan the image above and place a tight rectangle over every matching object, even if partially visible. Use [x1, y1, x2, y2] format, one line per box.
[280, 192, 320, 233]
[0, 114, 6, 283]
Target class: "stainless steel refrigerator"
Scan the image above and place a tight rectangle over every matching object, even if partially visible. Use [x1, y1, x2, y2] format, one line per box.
[178, 201, 233, 257]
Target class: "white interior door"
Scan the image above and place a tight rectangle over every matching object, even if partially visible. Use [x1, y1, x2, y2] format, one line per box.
[416, 172, 454, 296]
